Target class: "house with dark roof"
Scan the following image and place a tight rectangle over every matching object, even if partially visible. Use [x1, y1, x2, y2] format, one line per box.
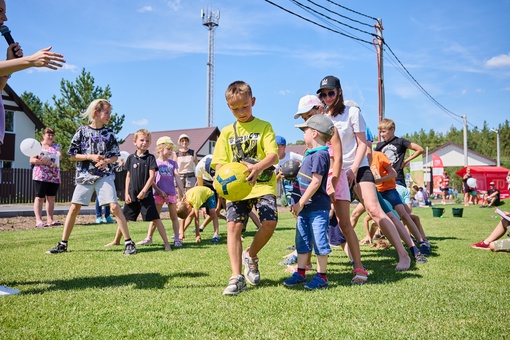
[0, 84, 44, 169]
[120, 126, 221, 158]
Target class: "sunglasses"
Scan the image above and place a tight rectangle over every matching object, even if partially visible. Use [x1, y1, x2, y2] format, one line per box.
[319, 90, 336, 99]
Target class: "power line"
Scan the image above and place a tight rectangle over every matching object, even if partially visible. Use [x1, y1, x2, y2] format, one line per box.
[290, 0, 376, 38]
[264, 0, 471, 127]
[263, 0, 373, 45]
[303, 0, 374, 29]
[382, 41, 463, 121]
[325, 0, 378, 21]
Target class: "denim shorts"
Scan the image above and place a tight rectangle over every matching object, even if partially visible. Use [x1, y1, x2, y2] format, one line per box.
[200, 194, 217, 211]
[295, 208, 331, 256]
[380, 188, 404, 208]
[71, 175, 117, 206]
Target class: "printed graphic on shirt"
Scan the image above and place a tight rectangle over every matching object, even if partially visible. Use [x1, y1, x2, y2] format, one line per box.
[229, 133, 260, 162]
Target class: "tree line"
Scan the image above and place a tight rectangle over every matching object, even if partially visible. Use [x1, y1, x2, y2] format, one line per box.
[21, 69, 125, 171]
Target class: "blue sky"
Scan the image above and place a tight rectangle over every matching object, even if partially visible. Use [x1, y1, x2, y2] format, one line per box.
[6, 0, 510, 144]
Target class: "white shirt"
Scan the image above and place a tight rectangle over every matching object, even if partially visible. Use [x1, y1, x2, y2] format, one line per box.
[328, 105, 368, 170]
[276, 151, 303, 172]
[195, 154, 214, 182]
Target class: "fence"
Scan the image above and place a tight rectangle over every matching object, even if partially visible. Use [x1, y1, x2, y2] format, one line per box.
[0, 168, 126, 204]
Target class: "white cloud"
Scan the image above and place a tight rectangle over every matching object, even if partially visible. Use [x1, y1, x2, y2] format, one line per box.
[485, 53, 510, 68]
[132, 119, 148, 126]
[277, 90, 290, 96]
[138, 6, 153, 13]
[163, 0, 181, 11]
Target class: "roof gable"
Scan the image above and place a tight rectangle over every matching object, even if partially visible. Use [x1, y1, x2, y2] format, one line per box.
[3, 84, 44, 129]
[120, 126, 220, 157]
[425, 141, 496, 167]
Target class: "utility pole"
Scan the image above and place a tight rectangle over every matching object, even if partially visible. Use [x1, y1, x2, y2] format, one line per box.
[463, 115, 468, 166]
[491, 128, 500, 166]
[374, 19, 384, 141]
[201, 9, 220, 127]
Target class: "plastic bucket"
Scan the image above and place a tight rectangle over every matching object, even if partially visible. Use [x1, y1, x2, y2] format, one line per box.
[452, 208, 463, 218]
[432, 207, 445, 218]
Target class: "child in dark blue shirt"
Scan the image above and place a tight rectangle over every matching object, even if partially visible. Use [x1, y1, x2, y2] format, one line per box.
[283, 114, 335, 290]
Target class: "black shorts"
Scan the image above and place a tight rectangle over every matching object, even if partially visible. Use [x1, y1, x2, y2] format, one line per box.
[123, 195, 160, 222]
[34, 180, 60, 198]
[356, 166, 375, 183]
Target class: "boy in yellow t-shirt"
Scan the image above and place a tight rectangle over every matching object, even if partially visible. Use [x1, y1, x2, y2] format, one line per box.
[212, 80, 278, 296]
[176, 186, 219, 243]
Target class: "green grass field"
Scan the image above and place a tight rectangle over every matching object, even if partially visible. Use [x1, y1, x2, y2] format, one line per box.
[1, 203, 509, 339]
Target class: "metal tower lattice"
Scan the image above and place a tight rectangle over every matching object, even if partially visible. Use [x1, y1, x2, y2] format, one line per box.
[201, 9, 220, 127]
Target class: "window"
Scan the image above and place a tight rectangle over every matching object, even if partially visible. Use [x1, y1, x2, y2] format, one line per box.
[4, 110, 13, 132]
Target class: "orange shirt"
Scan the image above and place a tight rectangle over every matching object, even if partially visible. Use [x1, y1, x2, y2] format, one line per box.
[370, 151, 396, 192]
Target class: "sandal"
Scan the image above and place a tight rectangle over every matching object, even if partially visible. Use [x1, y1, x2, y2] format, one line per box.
[351, 268, 369, 285]
[49, 221, 62, 226]
[35, 222, 46, 228]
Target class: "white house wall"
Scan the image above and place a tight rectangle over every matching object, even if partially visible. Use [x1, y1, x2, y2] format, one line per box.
[11, 105, 37, 169]
[423, 144, 496, 167]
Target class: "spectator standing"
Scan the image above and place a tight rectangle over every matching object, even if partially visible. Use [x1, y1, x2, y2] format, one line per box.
[29, 127, 61, 227]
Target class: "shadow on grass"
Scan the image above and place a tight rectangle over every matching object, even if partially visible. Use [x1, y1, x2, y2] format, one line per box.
[6, 271, 208, 295]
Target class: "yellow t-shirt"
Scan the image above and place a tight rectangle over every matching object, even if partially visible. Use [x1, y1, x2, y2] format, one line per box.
[185, 186, 214, 209]
[212, 117, 278, 200]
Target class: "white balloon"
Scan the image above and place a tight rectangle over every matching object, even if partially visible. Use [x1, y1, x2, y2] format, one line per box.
[119, 151, 130, 162]
[466, 177, 477, 188]
[20, 138, 42, 157]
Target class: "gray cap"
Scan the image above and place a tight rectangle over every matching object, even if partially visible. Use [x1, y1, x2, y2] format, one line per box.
[294, 114, 334, 137]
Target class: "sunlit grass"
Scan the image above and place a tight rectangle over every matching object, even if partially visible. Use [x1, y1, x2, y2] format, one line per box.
[1, 202, 509, 338]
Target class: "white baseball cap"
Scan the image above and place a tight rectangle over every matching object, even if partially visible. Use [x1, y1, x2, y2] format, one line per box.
[294, 95, 323, 119]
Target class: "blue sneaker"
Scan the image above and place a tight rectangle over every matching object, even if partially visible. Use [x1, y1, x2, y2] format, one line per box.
[211, 235, 220, 243]
[95, 217, 104, 224]
[304, 275, 328, 290]
[104, 216, 116, 223]
[283, 272, 306, 287]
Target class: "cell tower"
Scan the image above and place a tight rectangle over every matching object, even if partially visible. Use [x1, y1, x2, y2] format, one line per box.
[201, 8, 220, 127]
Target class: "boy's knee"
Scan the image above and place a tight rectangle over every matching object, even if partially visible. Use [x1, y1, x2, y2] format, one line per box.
[260, 220, 277, 230]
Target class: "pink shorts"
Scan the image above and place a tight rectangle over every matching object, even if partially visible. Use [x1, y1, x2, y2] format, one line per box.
[327, 169, 350, 201]
[154, 194, 178, 205]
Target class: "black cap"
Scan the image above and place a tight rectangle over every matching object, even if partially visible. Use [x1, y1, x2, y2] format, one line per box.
[316, 75, 341, 93]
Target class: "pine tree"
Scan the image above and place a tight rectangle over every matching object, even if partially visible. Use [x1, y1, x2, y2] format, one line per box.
[21, 68, 125, 170]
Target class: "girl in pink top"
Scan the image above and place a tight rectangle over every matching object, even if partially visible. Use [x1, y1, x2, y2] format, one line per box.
[137, 137, 185, 247]
[29, 127, 61, 227]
